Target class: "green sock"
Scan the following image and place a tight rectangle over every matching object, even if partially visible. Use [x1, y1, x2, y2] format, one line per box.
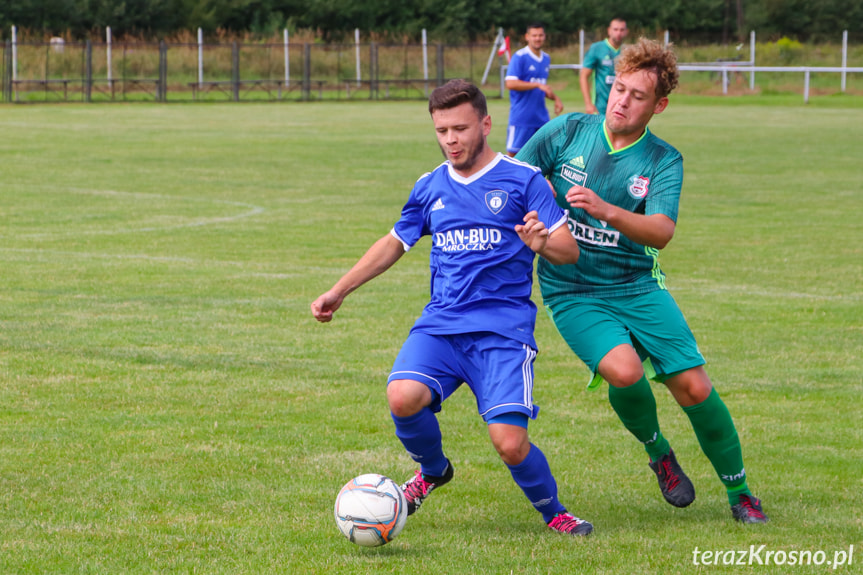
[608, 375, 670, 461]
[681, 388, 752, 505]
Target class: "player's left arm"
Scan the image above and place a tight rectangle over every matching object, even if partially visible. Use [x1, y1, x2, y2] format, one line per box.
[565, 185, 675, 249]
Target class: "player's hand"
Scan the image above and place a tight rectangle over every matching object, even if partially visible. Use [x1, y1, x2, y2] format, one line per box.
[566, 185, 612, 221]
[311, 290, 344, 323]
[585, 103, 598, 115]
[553, 97, 564, 115]
[515, 211, 549, 253]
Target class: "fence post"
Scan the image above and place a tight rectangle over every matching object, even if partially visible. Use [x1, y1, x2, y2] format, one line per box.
[198, 28, 204, 89]
[106, 27, 112, 91]
[750, 30, 756, 90]
[370, 42, 377, 100]
[159, 40, 167, 102]
[2, 40, 10, 102]
[422, 28, 429, 96]
[579, 29, 584, 63]
[302, 43, 310, 101]
[841, 30, 848, 92]
[85, 39, 92, 102]
[232, 41, 239, 101]
[355, 28, 361, 87]
[11, 25, 16, 82]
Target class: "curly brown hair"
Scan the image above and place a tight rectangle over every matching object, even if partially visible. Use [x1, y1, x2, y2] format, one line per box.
[615, 37, 679, 99]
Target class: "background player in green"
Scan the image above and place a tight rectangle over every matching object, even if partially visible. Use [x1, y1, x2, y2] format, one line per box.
[517, 38, 769, 524]
[579, 18, 628, 115]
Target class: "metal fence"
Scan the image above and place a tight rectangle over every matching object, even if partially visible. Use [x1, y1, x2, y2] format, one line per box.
[2, 37, 861, 104]
[0, 40, 495, 103]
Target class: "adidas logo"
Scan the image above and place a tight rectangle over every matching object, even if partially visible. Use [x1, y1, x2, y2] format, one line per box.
[431, 198, 445, 211]
[571, 156, 586, 169]
[528, 65, 536, 71]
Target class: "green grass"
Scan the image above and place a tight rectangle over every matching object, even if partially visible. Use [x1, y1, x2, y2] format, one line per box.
[0, 98, 861, 574]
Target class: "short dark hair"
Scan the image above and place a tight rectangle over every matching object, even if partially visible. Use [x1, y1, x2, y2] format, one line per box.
[526, 22, 545, 33]
[428, 79, 488, 118]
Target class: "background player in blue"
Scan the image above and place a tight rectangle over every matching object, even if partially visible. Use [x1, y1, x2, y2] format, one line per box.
[517, 39, 768, 524]
[505, 22, 563, 156]
[579, 18, 628, 115]
[311, 80, 593, 536]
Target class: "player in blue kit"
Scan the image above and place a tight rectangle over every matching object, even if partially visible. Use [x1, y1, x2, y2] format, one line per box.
[311, 79, 593, 536]
[505, 23, 563, 156]
[517, 39, 768, 524]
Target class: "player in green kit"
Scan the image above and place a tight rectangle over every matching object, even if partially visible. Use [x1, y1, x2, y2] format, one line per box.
[580, 18, 628, 115]
[517, 38, 768, 524]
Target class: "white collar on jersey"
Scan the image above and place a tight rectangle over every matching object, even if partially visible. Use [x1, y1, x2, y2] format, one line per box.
[517, 46, 546, 62]
[447, 152, 504, 185]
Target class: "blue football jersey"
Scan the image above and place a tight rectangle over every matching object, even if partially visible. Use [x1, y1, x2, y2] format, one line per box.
[506, 47, 552, 128]
[392, 153, 567, 347]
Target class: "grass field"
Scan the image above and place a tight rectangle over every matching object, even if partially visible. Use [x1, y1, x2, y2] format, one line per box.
[1, 97, 861, 574]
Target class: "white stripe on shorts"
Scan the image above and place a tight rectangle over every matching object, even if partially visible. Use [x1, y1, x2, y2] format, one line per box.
[521, 344, 536, 407]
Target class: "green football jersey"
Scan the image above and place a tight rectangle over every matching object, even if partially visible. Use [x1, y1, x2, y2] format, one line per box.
[583, 40, 621, 114]
[516, 113, 683, 301]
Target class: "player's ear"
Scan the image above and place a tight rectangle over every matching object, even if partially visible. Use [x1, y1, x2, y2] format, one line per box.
[482, 114, 492, 136]
[653, 97, 669, 115]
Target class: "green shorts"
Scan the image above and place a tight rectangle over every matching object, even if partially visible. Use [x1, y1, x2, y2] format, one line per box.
[545, 289, 705, 389]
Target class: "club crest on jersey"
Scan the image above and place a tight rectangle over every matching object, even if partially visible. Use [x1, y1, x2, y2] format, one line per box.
[485, 190, 508, 214]
[627, 175, 650, 198]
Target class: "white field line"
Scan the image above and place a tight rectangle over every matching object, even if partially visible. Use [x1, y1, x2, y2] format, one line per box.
[8, 188, 266, 239]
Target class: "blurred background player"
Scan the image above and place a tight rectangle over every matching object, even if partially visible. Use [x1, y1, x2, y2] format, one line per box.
[517, 38, 768, 524]
[312, 79, 593, 536]
[579, 18, 628, 115]
[505, 22, 563, 156]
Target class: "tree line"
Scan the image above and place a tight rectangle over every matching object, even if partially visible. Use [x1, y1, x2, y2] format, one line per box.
[1, 0, 860, 43]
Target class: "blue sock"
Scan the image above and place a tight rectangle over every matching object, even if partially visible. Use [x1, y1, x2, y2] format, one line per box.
[506, 444, 566, 523]
[391, 409, 449, 477]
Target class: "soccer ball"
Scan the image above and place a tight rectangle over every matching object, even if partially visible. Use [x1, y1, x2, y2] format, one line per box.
[334, 473, 408, 547]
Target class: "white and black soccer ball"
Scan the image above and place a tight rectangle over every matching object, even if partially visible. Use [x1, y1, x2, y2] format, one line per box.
[334, 473, 408, 547]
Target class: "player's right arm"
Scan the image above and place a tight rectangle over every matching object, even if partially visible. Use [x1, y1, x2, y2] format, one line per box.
[311, 233, 405, 322]
[579, 67, 597, 114]
[505, 78, 543, 92]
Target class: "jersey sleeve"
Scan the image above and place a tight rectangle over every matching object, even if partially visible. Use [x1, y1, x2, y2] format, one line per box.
[525, 171, 567, 233]
[644, 151, 683, 223]
[505, 52, 524, 80]
[582, 44, 600, 70]
[392, 177, 430, 251]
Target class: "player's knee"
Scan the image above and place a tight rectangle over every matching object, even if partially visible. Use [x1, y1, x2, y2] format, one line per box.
[666, 367, 713, 406]
[490, 431, 530, 466]
[603, 363, 644, 388]
[386, 379, 429, 417]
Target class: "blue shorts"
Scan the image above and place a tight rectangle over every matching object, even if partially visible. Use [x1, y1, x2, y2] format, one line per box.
[546, 290, 706, 387]
[388, 331, 540, 422]
[506, 124, 542, 154]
